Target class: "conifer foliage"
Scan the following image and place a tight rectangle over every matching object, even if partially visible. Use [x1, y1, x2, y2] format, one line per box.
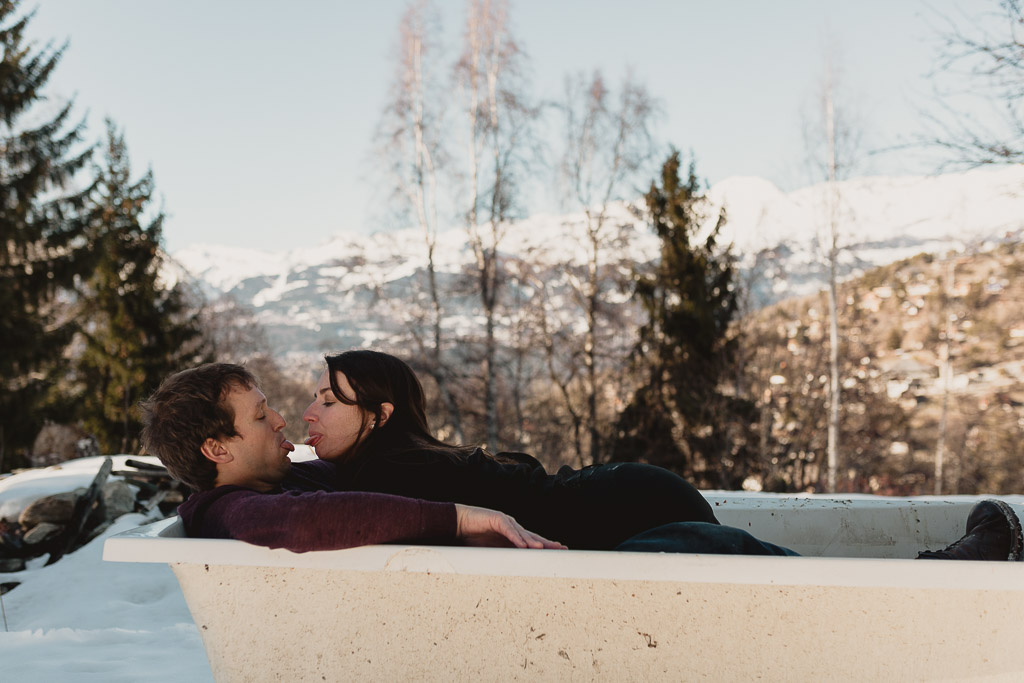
[613, 151, 755, 487]
[0, 0, 92, 464]
[74, 121, 209, 454]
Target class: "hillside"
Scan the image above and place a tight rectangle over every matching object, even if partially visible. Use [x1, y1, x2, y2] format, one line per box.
[744, 241, 1024, 495]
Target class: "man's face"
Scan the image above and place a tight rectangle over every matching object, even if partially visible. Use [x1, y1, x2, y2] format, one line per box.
[219, 384, 294, 490]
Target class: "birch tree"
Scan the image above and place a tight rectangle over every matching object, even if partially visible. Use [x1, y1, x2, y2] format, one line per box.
[554, 70, 657, 465]
[454, 0, 537, 449]
[377, 0, 464, 441]
[933, 256, 957, 494]
[804, 52, 862, 492]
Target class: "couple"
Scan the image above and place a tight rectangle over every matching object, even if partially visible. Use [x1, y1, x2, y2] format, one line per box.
[141, 350, 1024, 561]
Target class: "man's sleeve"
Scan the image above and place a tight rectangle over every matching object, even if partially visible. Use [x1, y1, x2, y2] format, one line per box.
[205, 489, 457, 552]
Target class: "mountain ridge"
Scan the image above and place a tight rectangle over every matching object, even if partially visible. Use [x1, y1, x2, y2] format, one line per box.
[170, 166, 1024, 365]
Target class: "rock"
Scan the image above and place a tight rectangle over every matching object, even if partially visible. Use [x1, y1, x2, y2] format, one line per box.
[22, 522, 62, 545]
[0, 557, 25, 573]
[18, 491, 77, 527]
[76, 436, 100, 459]
[0, 520, 23, 554]
[30, 422, 94, 468]
[102, 481, 136, 519]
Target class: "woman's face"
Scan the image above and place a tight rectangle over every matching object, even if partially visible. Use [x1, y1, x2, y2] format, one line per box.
[302, 370, 371, 462]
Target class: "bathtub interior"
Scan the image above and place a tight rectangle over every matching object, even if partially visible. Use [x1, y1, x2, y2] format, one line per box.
[104, 494, 1024, 589]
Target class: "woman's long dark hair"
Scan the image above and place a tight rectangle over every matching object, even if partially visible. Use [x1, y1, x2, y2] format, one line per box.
[323, 350, 471, 461]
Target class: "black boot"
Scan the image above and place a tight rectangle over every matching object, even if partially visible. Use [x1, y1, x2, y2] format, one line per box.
[917, 499, 1023, 561]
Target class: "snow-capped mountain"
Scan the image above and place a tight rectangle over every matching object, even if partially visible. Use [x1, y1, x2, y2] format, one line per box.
[173, 166, 1024, 364]
[708, 166, 1024, 301]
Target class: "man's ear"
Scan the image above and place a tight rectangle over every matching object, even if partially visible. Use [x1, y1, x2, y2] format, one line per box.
[200, 438, 233, 465]
[378, 402, 395, 427]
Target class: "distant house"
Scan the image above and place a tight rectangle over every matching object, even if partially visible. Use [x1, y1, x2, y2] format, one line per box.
[860, 292, 882, 313]
[881, 357, 938, 382]
[887, 379, 911, 399]
[906, 282, 932, 297]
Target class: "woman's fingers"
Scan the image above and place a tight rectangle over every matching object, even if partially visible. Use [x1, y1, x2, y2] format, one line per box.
[523, 529, 567, 550]
[455, 504, 566, 549]
[496, 516, 528, 547]
[502, 517, 565, 549]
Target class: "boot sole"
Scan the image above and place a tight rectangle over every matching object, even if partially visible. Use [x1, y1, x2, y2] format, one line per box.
[989, 499, 1024, 561]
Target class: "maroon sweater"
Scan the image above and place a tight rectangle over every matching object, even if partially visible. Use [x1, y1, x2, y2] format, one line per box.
[178, 483, 457, 553]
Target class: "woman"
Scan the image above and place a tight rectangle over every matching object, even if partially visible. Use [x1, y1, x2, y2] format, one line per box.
[301, 350, 1024, 560]
[301, 349, 800, 554]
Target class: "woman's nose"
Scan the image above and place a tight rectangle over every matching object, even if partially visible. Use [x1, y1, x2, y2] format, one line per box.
[302, 403, 315, 423]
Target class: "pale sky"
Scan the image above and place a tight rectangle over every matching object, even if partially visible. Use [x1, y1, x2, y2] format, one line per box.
[26, 0, 970, 253]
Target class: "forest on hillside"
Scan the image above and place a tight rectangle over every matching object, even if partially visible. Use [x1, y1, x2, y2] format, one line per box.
[4, 0, 1024, 496]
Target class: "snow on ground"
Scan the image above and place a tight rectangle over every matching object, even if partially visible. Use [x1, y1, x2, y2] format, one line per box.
[0, 458, 213, 682]
[0, 513, 212, 682]
[0, 451, 320, 682]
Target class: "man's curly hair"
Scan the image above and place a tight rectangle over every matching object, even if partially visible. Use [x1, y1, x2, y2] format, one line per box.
[140, 363, 258, 492]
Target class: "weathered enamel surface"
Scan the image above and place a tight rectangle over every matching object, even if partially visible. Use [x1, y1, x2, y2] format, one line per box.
[104, 495, 1024, 681]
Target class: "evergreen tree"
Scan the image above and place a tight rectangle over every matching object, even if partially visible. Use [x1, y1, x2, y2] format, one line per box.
[74, 120, 209, 454]
[613, 151, 756, 487]
[0, 1, 92, 468]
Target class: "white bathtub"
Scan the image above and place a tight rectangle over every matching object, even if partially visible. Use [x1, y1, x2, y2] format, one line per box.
[104, 494, 1024, 682]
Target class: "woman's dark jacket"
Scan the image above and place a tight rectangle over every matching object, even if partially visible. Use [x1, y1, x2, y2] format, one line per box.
[333, 447, 717, 550]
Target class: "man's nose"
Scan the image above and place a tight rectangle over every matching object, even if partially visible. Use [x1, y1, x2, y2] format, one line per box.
[271, 410, 286, 431]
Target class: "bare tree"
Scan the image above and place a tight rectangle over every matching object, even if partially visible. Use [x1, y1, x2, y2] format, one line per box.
[199, 293, 270, 363]
[926, 0, 1024, 165]
[454, 0, 537, 450]
[512, 250, 587, 462]
[804, 50, 862, 492]
[554, 70, 657, 464]
[377, 0, 464, 441]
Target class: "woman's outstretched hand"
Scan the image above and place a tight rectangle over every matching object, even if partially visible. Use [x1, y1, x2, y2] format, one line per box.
[454, 504, 566, 549]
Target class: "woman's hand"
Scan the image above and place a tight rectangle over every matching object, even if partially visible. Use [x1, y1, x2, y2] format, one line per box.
[454, 504, 566, 549]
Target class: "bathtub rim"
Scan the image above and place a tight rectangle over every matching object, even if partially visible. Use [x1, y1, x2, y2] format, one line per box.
[103, 514, 1024, 592]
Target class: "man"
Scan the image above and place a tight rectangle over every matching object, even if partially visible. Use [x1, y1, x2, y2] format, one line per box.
[140, 363, 563, 553]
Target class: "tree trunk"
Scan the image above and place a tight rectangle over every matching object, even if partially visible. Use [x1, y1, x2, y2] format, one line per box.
[585, 231, 600, 464]
[935, 257, 955, 495]
[484, 296, 499, 450]
[825, 78, 841, 494]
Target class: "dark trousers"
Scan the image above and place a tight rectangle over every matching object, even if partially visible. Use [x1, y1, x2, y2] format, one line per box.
[615, 522, 800, 556]
[545, 463, 721, 550]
